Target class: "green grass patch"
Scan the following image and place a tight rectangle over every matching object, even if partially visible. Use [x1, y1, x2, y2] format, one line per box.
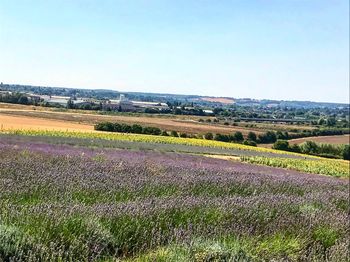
[312, 226, 339, 248]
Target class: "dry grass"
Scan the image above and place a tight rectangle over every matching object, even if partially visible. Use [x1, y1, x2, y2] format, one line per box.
[199, 97, 235, 104]
[0, 103, 314, 136]
[0, 104, 263, 135]
[289, 135, 350, 145]
[0, 114, 93, 132]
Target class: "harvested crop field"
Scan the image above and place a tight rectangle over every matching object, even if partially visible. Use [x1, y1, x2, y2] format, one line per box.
[0, 109, 262, 136]
[289, 135, 350, 145]
[199, 97, 235, 104]
[0, 114, 93, 132]
[0, 135, 349, 261]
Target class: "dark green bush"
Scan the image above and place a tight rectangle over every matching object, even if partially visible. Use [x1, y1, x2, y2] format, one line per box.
[204, 133, 214, 140]
[247, 132, 257, 142]
[273, 140, 290, 151]
[171, 131, 179, 137]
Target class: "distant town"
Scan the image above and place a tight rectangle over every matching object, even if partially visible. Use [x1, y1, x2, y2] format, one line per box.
[0, 83, 349, 126]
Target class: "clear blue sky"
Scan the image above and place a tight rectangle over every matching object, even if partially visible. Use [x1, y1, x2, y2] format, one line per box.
[0, 1, 348, 103]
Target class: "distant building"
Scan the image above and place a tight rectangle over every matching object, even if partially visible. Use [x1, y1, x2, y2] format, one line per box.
[102, 95, 169, 112]
[203, 109, 214, 115]
[0, 91, 11, 96]
[27, 94, 41, 103]
[131, 101, 169, 110]
[119, 94, 126, 101]
[41, 95, 70, 106]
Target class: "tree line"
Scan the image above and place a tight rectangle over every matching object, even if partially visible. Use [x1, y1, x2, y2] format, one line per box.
[94, 122, 350, 156]
[94, 122, 163, 136]
[273, 140, 350, 160]
[94, 121, 258, 145]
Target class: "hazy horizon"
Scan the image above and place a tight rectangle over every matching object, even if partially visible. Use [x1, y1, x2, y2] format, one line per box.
[1, 1, 349, 103]
[4, 81, 349, 105]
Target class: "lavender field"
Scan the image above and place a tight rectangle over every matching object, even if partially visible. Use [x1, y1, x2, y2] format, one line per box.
[0, 136, 349, 261]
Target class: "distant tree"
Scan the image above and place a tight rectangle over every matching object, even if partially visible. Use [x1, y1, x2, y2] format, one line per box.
[258, 131, 277, 144]
[213, 107, 223, 115]
[143, 126, 161, 135]
[290, 144, 301, 153]
[18, 95, 29, 105]
[94, 122, 114, 132]
[171, 130, 179, 137]
[300, 141, 319, 154]
[214, 133, 230, 142]
[247, 131, 257, 142]
[179, 133, 188, 138]
[273, 140, 290, 151]
[120, 123, 132, 133]
[326, 117, 336, 127]
[161, 130, 169, 136]
[131, 124, 143, 134]
[145, 108, 159, 114]
[243, 140, 257, 146]
[204, 132, 214, 140]
[82, 103, 92, 110]
[276, 131, 289, 140]
[342, 145, 350, 160]
[232, 131, 244, 143]
[66, 99, 74, 109]
[174, 108, 182, 115]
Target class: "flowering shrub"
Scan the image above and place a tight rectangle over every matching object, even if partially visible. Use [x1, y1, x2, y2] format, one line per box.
[0, 138, 348, 261]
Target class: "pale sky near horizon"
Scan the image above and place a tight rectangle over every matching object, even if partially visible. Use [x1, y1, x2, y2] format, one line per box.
[0, 1, 349, 103]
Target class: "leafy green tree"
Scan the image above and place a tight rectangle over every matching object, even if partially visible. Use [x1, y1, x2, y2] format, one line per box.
[273, 140, 290, 151]
[317, 118, 326, 125]
[243, 140, 257, 146]
[258, 131, 277, 144]
[326, 117, 336, 127]
[174, 108, 182, 115]
[232, 131, 244, 142]
[276, 131, 289, 140]
[204, 132, 214, 140]
[143, 127, 161, 135]
[18, 96, 29, 105]
[179, 133, 188, 138]
[161, 130, 169, 136]
[170, 130, 179, 137]
[290, 144, 301, 153]
[342, 145, 350, 160]
[214, 134, 230, 142]
[300, 141, 319, 154]
[247, 131, 257, 142]
[131, 124, 143, 134]
[120, 124, 132, 133]
[94, 122, 114, 132]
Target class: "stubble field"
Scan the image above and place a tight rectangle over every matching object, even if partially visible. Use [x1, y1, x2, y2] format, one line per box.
[0, 103, 263, 135]
[288, 135, 350, 145]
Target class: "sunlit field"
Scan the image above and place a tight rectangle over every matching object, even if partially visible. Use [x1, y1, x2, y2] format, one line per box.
[0, 133, 348, 261]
